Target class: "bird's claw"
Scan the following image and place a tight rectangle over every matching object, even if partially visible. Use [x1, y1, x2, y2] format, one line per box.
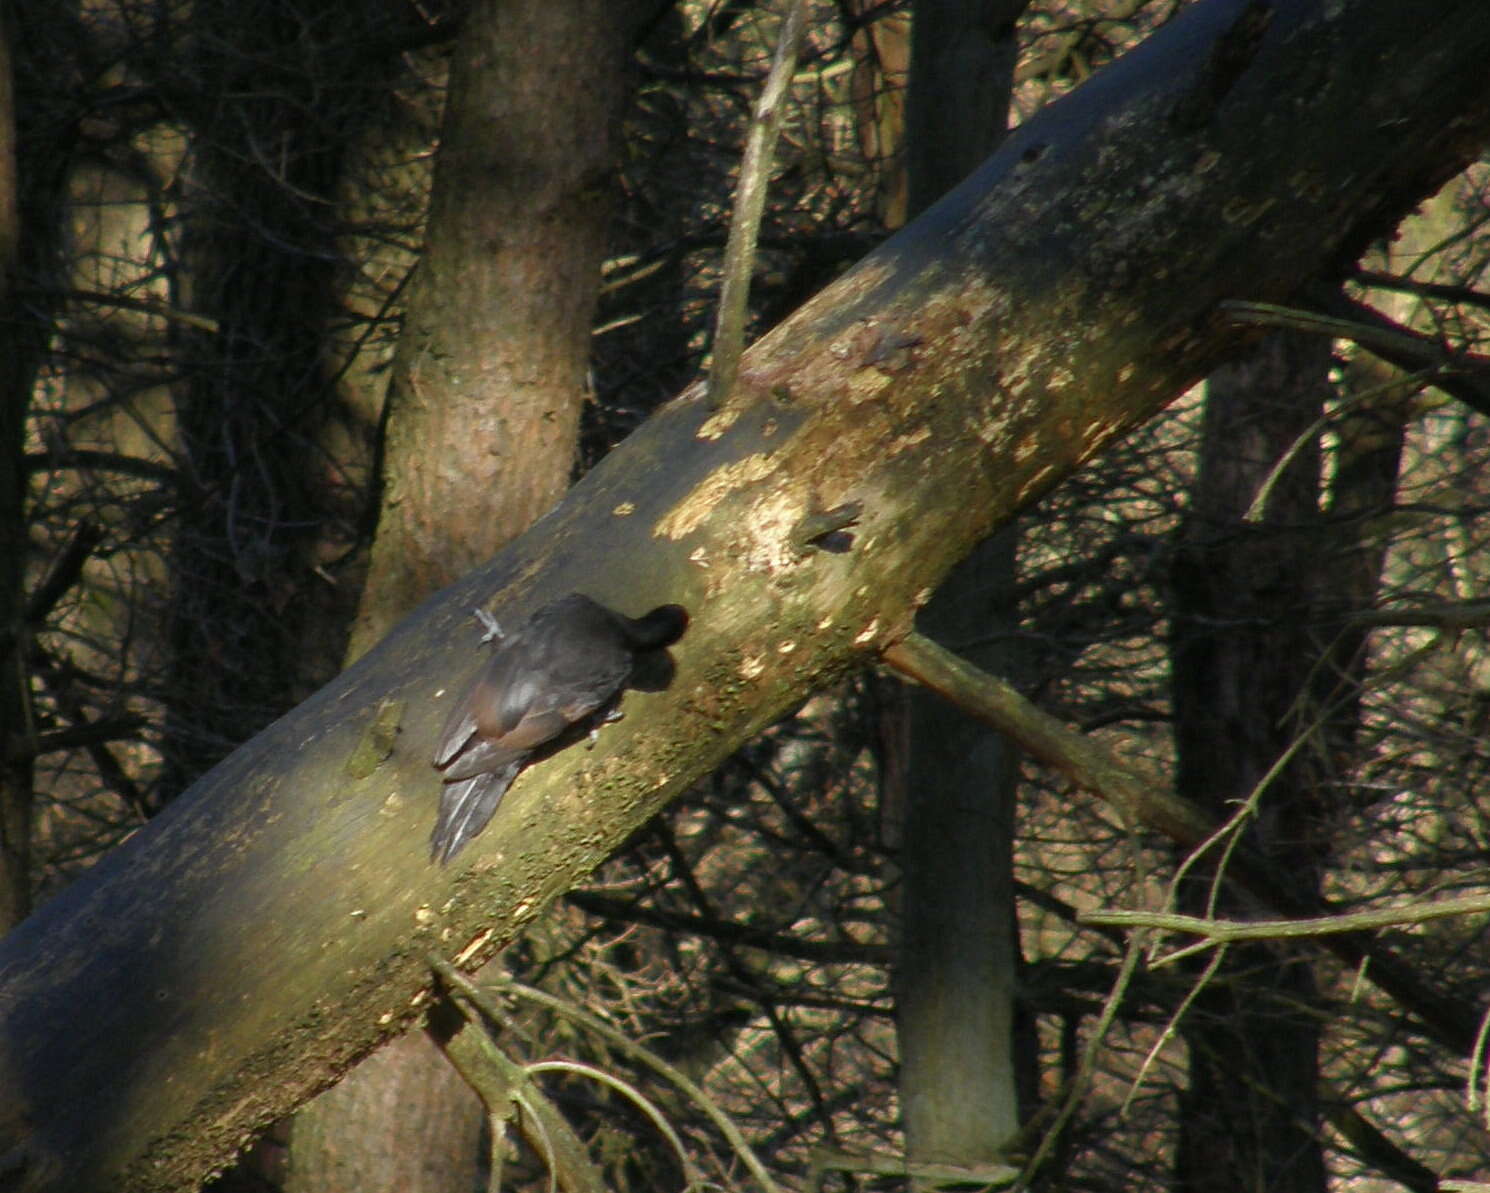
[474, 608, 504, 643]
[586, 708, 625, 749]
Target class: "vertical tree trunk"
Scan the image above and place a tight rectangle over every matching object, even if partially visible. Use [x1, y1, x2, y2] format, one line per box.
[895, 1, 1029, 1181]
[0, 1, 30, 930]
[848, 0, 911, 229]
[161, 0, 362, 798]
[1170, 330, 1332, 1193]
[0, 1, 75, 928]
[287, 2, 646, 1188]
[346, 0, 644, 655]
[1316, 188, 1461, 759]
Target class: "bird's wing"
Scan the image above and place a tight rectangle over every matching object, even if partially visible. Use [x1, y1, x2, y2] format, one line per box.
[490, 628, 632, 735]
[430, 761, 522, 863]
[435, 599, 637, 769]
[432, 697, 480, 769]
[438, 735, 523, 781]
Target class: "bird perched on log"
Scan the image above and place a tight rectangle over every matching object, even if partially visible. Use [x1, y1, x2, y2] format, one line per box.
[430, 593, 688, 864]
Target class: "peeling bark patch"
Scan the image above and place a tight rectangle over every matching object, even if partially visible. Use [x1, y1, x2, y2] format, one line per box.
[863, 326, 924, 373]
[658, 453, 776, 539]
[696, 406, 741, 440]
[888, 426, 931, 455]
[454, 928, 494, 965]
[1017, 465, 1058, 504]
[844, 367, 895, 406]
[974, 417, 1011, 447]
[737, 488, 806, 572]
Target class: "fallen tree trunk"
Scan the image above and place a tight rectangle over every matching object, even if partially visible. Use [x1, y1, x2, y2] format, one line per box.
[2, 0, 1489, 1187]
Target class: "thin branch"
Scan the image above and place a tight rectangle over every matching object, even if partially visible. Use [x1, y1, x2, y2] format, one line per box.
[566, 888, 891, 965]
[1222, 294, 1490, 417]
[1352, 268, 1490, 313]
[707, 0, 810, 409]
[23, 522, 104, 627]
[1081, 892, 1490, 942]
[20, 287, 222, 333]
[883, 630, 1483, 1055]
[20, 717, 150, 760]
[525, 1060, 700, 1189]
[23, 448, 177, 484]
[1014, 934, 1148, 1189]
[1220, 298, 1460, 361]
[473, 967, 787, 1193]
[1346, 600, 1490, 630]
[883, 631, 1213, 845]
[808, 1147, 1019, 1191]
[429, 959, 607, 1193]
[1327, 1100, 1450, 1193]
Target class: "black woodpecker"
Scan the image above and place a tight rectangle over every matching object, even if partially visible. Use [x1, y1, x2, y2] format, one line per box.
[430, 593, 688, 863]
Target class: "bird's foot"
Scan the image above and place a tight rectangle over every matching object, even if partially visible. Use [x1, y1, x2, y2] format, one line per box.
[474, 608, 504, 643]
[586, 708, 625, 748]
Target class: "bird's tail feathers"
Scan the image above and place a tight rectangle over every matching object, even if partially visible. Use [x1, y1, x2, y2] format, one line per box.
[430, 763, 520, 864]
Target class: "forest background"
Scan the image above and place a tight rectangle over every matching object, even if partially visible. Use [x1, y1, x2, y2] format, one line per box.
[3, 0, 1490, 1191]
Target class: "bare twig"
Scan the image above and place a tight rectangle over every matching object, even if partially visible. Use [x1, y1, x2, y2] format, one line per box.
[526, 1060, 699, 1188]
[21, 521, 104, 628]
[1221, 298, 1450, 358]
[1221, 296, 1490, 417]
[707, 0, 810, 409]
[883, 630, 1483, 1055]
[1081, 892, 1490, 942]
[808, 1147, 1019, 1190]
[1014, 935, 1148, 1189]
[429, 957, 607, 1193]
[883, 631, 1212, 844]
[492, 970, 786, 1193]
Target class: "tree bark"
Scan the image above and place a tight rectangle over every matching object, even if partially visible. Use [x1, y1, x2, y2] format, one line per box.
[0, 2, 1487, 1188]
[160, 0, 367, 797]
[346, 0, 644, 651]
[0, 1, 30, 931]
[0, 2, 76, 929]
[288, 2, 645, 1189]
[895, 0, 1028, 1180]
[1170, 330, 1333, 1193]
[1172, 169, 1464, 1193]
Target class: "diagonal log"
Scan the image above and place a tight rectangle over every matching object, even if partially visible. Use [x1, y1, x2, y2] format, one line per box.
[1, 1, 1489, 1187]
